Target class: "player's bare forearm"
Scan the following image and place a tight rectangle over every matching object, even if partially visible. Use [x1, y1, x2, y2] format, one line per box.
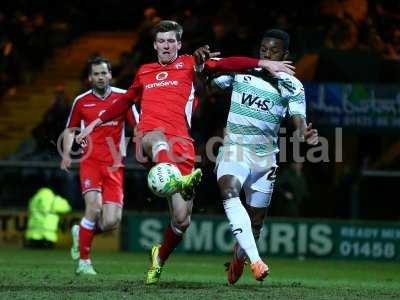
[292, 116, 318, 145]
[60, 128, 75, 171]
[62, 128, 75, 159]
[292, 115, 307, 142]
[293, 115, 306, 133]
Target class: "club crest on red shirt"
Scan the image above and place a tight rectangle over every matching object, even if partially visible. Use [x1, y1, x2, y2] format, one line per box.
[84, 179, 91, 188]
[156, 72, 168, 81]
[175, 62, 184, 69]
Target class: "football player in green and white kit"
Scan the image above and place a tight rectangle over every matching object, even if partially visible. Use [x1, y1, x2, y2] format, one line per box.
[211, 29, 319, 284]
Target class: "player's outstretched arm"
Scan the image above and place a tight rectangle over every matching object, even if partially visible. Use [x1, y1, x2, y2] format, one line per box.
[202, 55, 295, 76]
[293, 116, 318, 145]
[100, 87, 138, 123]
[76, 83, 140, 144]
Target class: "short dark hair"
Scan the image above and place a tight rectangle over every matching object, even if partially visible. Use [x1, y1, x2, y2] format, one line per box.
[87, 57, 111, 75]
[152, 20, 183, 41]
[263, 29, 290, 50]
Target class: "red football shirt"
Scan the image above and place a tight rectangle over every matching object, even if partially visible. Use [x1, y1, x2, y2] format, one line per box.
[99, 55, 259, 140]
[66, 87, 138, 164]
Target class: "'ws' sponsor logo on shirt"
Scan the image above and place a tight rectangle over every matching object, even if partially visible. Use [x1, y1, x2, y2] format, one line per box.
[241, 93, 274, 111]
[145, 72, 179, 89]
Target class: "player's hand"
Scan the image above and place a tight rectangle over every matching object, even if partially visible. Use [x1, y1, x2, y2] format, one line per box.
[76, 126, 93, 144]
[193, 45, 221, 67]
[80, 137, 89, 149]
[258, 60, 295, 76]
[304, 123, 318, 145]
[60, 157, 72, 172]
[76, 120, 98, 144]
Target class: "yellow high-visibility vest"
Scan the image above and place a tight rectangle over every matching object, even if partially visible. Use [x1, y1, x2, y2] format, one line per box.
[25, 188, 71, 243]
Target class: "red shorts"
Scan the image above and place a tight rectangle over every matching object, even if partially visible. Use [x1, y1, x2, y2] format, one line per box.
[164, 134, 195, 175]
[79, 159, 124, 207]
[137, 133, 195, 176]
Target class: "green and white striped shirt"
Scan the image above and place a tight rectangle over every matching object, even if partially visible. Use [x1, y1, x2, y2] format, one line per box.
[213, 70, 306, 156]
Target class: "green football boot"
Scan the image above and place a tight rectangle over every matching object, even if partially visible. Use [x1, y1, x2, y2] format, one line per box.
[163, 168, 202, 200]
[76, 260, 97, 275]
[145, 245, 163, 285]
[163, 175, 182, 196]
[179, 168, 202, 200]
[177, 169, 203, 201]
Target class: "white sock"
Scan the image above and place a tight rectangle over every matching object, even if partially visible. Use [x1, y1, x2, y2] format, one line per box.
[236, 244, 247, 259]
[79, 259, 91, 264]
[237, 228, 262, 259]
[151, 141, 169, 161]
[223, 197, 260, 263]
[80, 218, 95, 230]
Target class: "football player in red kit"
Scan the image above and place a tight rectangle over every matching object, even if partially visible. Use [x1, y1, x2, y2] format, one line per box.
[76, 20, 294, 284]
[61, 57, 137, 275]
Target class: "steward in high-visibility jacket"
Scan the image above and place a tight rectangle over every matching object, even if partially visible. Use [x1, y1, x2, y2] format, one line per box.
[25, 188, 71, 246]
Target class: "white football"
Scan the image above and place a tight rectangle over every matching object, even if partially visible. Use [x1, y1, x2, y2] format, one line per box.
[147, 163, 182, 198]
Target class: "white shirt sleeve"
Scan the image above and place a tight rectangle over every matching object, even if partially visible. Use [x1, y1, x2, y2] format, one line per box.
[212, 75, 234, 90]
[278, 74, 306, 119]
[288, 87, 306, 119]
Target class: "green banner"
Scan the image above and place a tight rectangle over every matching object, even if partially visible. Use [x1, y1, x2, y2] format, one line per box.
[122, 214, 400, 261]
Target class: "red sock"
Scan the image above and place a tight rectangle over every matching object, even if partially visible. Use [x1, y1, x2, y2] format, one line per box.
[79, 225, 94, 260]
[155, 149, 170, 163]
[158, 225, 183, 264]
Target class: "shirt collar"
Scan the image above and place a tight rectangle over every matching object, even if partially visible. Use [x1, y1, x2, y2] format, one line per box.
[92, 87, 112, 100]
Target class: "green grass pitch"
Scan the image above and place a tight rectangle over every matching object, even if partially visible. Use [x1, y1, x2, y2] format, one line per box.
[0, 249, 399, 299]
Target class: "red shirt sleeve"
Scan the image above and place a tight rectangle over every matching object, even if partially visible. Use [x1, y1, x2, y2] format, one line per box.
[66, 100, 81, 128]
[125, 106, 137, 129]
[204, 57, 259, 72]
[100, 74, 142, 123]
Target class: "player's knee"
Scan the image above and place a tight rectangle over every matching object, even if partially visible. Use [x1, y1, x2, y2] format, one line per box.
[220, 186, 240, 200]
[143, 131, 169, 160]
[181, 216, 191, 231]
[86, 204, 101, 219]
[218, 175, 241, 200]
[172, 214, 187, 227]
[172, 215, 190, 232]
[251, 216, 263, 228]
[101, 215, 121, 231]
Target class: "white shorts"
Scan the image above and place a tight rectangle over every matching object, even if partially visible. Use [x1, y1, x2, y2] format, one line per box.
[215, 145, 278, 208]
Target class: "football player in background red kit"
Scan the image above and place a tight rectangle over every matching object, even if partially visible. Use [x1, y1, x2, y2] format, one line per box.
[76, 20, 294, 284]
[61, 57, 137, 275]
